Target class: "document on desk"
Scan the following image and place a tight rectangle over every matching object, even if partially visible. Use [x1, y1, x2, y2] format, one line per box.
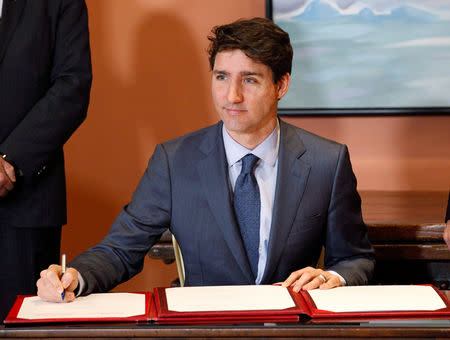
[307, 285, 447, 313]
[16, 293, 146, 319]
[165, 285, 296, 312]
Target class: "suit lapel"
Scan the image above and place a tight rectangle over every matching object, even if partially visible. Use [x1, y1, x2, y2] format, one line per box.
[196, 122, 254, 283]
[261, 120, 310, 283]
[0, 0, 26, 64]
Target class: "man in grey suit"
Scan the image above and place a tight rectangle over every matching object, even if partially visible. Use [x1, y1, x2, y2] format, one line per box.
[37, 17, 374, 302]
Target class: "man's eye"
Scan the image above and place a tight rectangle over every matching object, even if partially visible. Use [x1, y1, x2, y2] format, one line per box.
[216, 75, 226, 80]
[244, 78, 256, 83]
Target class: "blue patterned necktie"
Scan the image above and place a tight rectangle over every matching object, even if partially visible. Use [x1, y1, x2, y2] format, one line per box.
[233, 153, 260, 279]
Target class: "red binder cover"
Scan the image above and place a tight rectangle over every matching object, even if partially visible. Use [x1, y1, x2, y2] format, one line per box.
[149, 290, 299, 324]
[152, 287, 301, 324]
[299, 284, 450, 319]
[4, 292, 152, 324]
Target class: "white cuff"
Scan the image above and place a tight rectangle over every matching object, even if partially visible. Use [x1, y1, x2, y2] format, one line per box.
[76, 272, 86, 296]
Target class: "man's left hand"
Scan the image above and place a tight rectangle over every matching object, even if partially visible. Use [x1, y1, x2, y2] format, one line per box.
[444, 220, 450, 251]
[280, 266, 342, 292]
[0, 157, 16, 197]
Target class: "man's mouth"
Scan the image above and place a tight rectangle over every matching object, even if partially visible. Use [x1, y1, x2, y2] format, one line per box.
[224, 107, 246, 115]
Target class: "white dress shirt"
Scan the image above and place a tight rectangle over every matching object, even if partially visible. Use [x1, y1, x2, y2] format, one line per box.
[0, 0, 3, 18]
[222, 122, 280, 284]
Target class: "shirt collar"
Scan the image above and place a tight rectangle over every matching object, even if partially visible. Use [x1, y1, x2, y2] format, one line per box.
[222, 120, 280, 168]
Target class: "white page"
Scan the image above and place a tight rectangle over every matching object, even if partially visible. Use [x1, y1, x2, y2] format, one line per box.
[17, 293, 145, 319]
[308, 285, 446, 313]
[165, 285, 295, 312]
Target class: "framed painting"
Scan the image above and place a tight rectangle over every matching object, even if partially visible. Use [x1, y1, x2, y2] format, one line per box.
[267, 0, 450, 115]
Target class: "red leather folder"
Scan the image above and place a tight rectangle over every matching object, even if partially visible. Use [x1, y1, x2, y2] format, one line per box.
[4, 292, 152, 324]
[299, 284, 450, 319]
[5, 285, 450, 325]
[151, 287, 301, 324]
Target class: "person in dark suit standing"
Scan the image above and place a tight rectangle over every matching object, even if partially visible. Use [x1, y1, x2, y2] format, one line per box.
[37, 17, 374, 303]
[0, 0, 91, 319]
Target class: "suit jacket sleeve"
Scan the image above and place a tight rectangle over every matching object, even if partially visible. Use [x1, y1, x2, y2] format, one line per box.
[324, 145, 375, 285]
[0, 0, 92, 177]
[70, 144, 172, 295]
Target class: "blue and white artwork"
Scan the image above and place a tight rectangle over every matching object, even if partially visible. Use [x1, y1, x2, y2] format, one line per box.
[273, 0, 450, 110]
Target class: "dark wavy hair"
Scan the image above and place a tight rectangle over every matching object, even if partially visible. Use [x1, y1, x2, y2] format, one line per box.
[207, 17, 293, 83]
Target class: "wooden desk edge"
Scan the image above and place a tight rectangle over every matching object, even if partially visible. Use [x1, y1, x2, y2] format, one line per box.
[1, 324, 449, 338]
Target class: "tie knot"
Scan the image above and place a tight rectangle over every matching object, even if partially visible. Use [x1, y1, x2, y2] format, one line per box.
[240, 154, 259, 175]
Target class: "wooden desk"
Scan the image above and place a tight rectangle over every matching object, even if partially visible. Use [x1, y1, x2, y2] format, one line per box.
[149, 191, 450, 287]
[362, 191, 449, 289]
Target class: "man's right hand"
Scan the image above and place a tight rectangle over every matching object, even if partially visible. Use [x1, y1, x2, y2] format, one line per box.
[37, 264, 79, 302]
[0, 157, 16, 197]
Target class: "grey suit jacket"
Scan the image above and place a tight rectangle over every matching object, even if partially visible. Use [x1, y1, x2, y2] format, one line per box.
[71, 120, 375, 294]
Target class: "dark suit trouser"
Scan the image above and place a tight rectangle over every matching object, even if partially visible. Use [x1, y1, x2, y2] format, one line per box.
[0, 225, 61, 322]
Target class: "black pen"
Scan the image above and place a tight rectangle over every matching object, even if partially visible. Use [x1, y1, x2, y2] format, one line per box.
[61, 253, 66, 301]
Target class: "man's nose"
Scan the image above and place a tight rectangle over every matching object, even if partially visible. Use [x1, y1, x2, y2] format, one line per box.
[227, 81, 243, 103]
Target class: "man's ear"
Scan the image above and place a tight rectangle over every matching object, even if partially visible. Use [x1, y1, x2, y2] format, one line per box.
[277, 73, 290, 100]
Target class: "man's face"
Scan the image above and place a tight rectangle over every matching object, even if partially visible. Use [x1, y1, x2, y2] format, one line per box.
[211, 49, 289, 144]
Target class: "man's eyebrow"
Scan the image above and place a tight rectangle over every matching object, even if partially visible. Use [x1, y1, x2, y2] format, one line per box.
[212, 70, 262, 76]
[240, 71, 262, 76]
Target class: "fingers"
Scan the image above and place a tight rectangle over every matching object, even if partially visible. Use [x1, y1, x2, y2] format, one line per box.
[281, 266, 312, 288]
[36, 265, 64, 302]
[282, 267, 342, 292]
[281, 267, 317, 292]
[302, 273, 327, 291]
[444, 221, 450, 250]
[291, 270, 323, 292]
[36, 265, 79, 302]
[3, 159, 16, 182]
[62, 267, 80, 292]
[0, 158, 15, 197]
